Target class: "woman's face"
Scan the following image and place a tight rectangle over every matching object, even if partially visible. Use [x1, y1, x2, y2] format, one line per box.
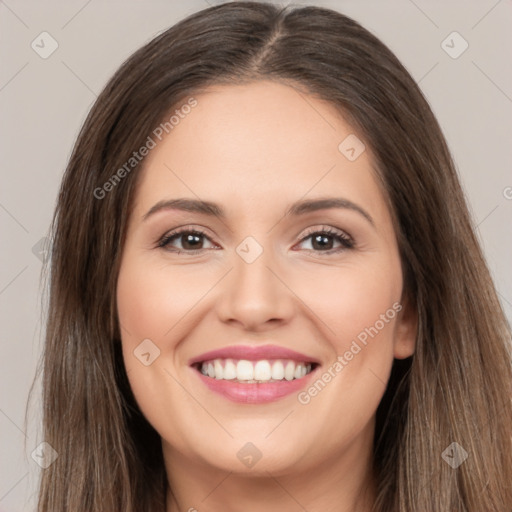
[117, 80, 415, 480]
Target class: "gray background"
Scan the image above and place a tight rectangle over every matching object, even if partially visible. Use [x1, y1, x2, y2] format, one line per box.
[1, 0, 511, 510]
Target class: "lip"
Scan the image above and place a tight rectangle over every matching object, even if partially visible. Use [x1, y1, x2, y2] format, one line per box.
[188, 344, 320, 404]
[188, 344, 320, 366]
[192, 365, 319, 404]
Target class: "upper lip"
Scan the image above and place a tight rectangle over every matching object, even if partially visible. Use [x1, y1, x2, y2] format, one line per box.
[188, 344, 320, 365]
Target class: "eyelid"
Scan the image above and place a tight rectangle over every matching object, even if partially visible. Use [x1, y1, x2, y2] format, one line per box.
[298, 224, 353, 242]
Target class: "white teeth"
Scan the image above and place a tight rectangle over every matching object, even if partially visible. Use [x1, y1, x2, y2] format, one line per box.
[271, 361, 284, 380]
[236, 360, 254, 381]
[254, 360, 272, 381]
[199, 358, 315, 382]
[214, 360, 224, 379]
[223, 359, 237, 380]
[284, 361, 295, 381]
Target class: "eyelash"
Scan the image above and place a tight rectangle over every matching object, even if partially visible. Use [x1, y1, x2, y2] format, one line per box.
[156, 225, 355, 256]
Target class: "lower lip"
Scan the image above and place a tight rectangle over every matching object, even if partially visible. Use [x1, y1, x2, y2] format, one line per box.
[193, 368, 317, 404]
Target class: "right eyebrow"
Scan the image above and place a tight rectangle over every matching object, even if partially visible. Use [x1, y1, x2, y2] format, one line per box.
[143, 198, 225, 221]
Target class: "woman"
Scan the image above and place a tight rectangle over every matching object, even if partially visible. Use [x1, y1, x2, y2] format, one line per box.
[35, 2, 512, 511]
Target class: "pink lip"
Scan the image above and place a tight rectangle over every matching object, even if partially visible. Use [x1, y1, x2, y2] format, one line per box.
[192, 367, 319, 404]
[188, 344, 320, 404]
[188, 344, 320, 365]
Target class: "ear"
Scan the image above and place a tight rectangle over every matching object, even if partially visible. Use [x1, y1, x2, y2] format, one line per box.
[393, 297, 417, 359]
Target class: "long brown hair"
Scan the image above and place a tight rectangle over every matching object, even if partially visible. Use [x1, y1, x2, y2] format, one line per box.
[32, 2, 512, 510]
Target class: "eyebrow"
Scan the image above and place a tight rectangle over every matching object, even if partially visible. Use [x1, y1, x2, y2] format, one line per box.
[143, 197, 374, 226]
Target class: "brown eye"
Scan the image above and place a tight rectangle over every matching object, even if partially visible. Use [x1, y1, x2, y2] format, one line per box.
[297, 227, 354, 254]
[158, 229, 215, 253]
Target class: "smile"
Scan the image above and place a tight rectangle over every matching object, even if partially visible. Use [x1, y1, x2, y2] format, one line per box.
[189, 344, 320, 403]
[195, 358, 316, 382]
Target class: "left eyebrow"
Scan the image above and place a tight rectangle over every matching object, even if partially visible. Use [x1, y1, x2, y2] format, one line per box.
[285, 197, 375, 227]
[142, 196, 374, 227]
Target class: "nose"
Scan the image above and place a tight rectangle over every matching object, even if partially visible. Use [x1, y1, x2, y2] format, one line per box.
[215, 243, 295, 331]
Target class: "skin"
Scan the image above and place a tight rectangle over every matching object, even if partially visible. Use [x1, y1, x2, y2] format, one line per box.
[117, 80, 417, 512]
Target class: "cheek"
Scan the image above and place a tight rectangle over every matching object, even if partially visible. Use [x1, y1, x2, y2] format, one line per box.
[289, 259, 401, 431]
[292, 258, 402, 351]
[117, 258, 210, 343]
[116, 258, 211, 446]
[115, 256, 192, 373]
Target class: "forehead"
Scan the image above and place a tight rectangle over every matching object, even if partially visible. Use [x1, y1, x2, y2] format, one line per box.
[133, 80, 388, 225]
